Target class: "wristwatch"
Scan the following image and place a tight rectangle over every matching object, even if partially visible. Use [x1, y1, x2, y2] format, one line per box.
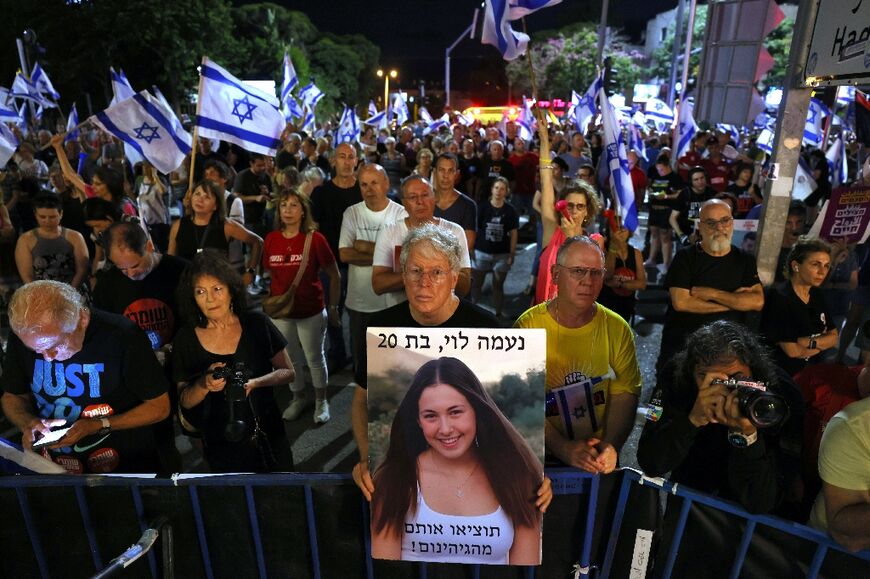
[808, 338, 818, 350]
[727, 429, 757, 448]
[97, 417, 112, 437]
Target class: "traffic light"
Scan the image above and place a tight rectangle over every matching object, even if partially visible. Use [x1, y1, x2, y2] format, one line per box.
[603, 56, 619, 97]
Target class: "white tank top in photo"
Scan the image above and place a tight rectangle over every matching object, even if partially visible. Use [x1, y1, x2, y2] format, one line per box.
[400, 486, 514, 565]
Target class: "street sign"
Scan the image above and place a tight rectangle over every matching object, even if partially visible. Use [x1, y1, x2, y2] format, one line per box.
[804, 0, 870, 86]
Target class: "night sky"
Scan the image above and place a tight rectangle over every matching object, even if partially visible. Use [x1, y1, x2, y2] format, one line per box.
[243, 0, 678, 87]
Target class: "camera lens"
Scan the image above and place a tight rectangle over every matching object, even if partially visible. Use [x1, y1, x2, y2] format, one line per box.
[744, 393, 788, 428]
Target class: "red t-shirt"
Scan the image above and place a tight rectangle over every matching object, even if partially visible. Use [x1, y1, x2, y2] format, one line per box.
[677, 151, 703, 181]
[508, 152, 540, 196]
[701, 158, 731, 192]
[262, 230, 336, 319]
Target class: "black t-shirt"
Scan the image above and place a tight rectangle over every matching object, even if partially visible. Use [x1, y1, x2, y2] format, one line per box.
[458, 155, 483, 189]
[761, 282, 834, 376]
[1, 310, 168, 474]
[274, 149, 298, 171]
[646, 170, 684, 208]
[661, 245, 760, 359]
[482, 158, 516, 193]
[354, 300, 498, 388]
[298, 155, 332, 177]
[171, 312, 288, 471]
[475, 202, 519, 255]
[310, 180, 362, 257]
[91, 254, 189, 348]
[435, 192, 477, 234]
[174, 217, 230, 261]
[233, 168, 272, 225]
[673, 186, 716, 235]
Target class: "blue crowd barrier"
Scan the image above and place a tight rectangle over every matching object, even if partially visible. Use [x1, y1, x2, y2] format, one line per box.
[0, 469, 599, 579]
[600, 468, 870, 579]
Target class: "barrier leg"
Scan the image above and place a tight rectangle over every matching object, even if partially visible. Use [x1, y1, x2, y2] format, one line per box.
[598, 471, 633, 578]
[130, 484, 159, 579]
[727, 519, 755, 579]
[660, 497, 693, 579]
[74, 485, 104, 572]
[188, 485, 215, 579]
[244, 484, 267, 579]
[806, 544, 829, 579]
[304, 484, 322, 579]
[16, 487, 50, 579]
[578, 474, 599, 576]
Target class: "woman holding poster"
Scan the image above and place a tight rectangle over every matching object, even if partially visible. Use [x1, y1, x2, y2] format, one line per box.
[371, 357, 543, 566]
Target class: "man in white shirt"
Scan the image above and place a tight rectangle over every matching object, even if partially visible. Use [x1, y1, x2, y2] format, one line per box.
[339, 164, 407, 376]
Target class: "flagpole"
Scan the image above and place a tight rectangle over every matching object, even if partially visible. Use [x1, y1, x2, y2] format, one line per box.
[187, 57, 207, 206]
[520, 18, 553, 217]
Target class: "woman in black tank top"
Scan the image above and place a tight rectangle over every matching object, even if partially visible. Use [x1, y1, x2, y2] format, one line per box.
[168, 180, 264, 287]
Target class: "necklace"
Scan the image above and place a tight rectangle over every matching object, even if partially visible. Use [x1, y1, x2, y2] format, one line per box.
[454, 462, 478, 499]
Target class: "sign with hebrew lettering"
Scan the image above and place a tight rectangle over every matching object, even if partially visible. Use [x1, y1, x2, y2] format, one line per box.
[809, 185, 870, 244]
[366, 327, 545, 565]
[805, 0, 870, 86]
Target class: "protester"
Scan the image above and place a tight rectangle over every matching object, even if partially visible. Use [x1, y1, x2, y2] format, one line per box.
[471, 176, 518, 318]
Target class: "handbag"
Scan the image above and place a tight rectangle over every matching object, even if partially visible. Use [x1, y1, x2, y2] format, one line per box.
[262, 232, 312, 319]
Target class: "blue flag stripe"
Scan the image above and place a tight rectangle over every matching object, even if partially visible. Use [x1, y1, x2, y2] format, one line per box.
[195, 115, 281, 150]
[95, 111, 148, 160]
[201, 65, 280, 110]
[131, 94, 192, 155]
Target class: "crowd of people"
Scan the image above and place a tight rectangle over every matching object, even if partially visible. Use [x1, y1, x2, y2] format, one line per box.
[0, 109, 869, 574]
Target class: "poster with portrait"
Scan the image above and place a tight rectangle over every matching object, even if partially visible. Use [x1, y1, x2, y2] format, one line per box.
[367, 327, 546, 566]
[732, 219, 759, 254]
[808, 185, 870, 245]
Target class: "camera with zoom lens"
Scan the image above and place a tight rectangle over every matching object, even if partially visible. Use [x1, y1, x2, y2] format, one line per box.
[211, 362, 252, 442]
[712, 378, 789, 429]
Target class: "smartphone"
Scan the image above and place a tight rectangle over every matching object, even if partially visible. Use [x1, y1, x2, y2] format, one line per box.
[32, 426, 72, 450]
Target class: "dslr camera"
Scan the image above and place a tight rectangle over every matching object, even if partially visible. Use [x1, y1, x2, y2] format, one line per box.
[712, 378, 788, 429]
[212, 362, 252, 442]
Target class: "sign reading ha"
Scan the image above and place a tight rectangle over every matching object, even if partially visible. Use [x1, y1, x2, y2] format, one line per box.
[805, 0, 870, 86]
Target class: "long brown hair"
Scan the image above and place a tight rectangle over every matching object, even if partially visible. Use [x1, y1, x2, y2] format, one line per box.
[371, 357, 542, 538]
[276, 189, 317, 233]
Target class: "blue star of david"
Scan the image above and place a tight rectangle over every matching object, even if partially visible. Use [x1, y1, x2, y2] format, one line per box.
[231, 95, 257, 124]
[133, 122, 160, 144]
[341, 130, 356, 142]
[572, 405, 586, 419]
[654, 102, 664, 111]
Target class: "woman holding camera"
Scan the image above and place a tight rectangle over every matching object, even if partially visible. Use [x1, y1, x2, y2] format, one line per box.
[172, 251, 294, 473]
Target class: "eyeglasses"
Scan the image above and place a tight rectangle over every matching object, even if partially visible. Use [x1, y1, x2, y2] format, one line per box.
[701, 216, 733, 229]
[404, 194, 433, 203]
[404, 267, 449, 284]
[564, 202, 587, 211]
[557, 265, 606, 281]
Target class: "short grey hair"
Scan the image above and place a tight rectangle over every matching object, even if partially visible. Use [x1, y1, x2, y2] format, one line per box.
[401, 174, 433, 198]
[9, 280, 85, 336]
[399, 223, 462, 273]
[555, 235, 605, 267]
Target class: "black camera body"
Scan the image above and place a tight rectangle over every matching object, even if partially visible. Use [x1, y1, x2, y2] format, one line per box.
[712, 378, 789, 429]
[211, 362, 252, 442]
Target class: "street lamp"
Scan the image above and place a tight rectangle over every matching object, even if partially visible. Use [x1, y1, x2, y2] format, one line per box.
[377, 68, 397, 110]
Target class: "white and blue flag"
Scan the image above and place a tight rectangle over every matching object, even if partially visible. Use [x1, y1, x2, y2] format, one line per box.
[515, 97, 535, 142]
[336, 104, 360, 144]
[803, 98, 828, 147]
[301, 109, 316, 134]
[0, 87, 22, 123]
[30, 63, 60, 102]
[283, 95, 304, 122]
[90, 90, 192, 174]
[298, 81, 324, 111]
[110, 68, 135, 105]
[281, 53, 299, 105]
[65, 103, 79, 143]
[717, 123, 740, 146]
[508, 0, 563, 18]
[757, 127, 775, 155]
[793, 158, 818, 201]
[598, 80, 638, 232]
[196, 57, 285, 156]
[11, 72, 55, 108]
[392, 93, 409, 126]
[674, 98, 698, 160]
[825, 136, 848, 187]
[368, 100, 378, 118]
[419, 107, 448, 135]
[481, 0, 529, 61]
[628, 123, 646, 161]
[0, 122, 18, 168]
[575, 78, 602, 134]
[645, 98, 674, 130]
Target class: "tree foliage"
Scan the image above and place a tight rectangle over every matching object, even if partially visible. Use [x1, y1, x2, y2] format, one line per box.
[505, 23, 643, 101]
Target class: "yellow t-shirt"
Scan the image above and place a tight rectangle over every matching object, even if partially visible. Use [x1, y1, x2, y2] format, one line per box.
[514, 302, 642, 441]
[808, 396, 870, 531]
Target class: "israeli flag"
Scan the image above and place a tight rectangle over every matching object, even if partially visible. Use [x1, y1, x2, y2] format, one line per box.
[645, 98, 674, 130]
[481, 0, 529, 61]
[196, 58, 285, 156]
[825, 136, 848, 187]
[717, 123, 740, 146]
[301, 109, 316, 134]
[628, 123, 646, 161]
[298, 81, 325, 111]
[674, 98, 698, 160]
[30, 63, 60, 102]
[803, 98, 828, 147]
[336, 104, 360, 144]
[598, 81, 638, 232]
[575, 77, 602, 134]
[0, 87, 22, 123]
[631, 107, 646, 128]
[64, 103, 79, 143]
[110, 68, 135, 105]
[836, 86, 855, 108]
[793, 157, 818, 201]
[392, 93, 409, 126]
[281, 53, 299, 106]
[90, 90, 192, 174]
[11, 72, 55, 108]
[0, 122, 18, 168]
[508, 0, 563, 18]
[456, 110, 475, 126]
[756, 127, 775, 155]
[363, 108, 386, 126]
[515, 97, 535, 142]
[283, 95, 303, 122]
[368, 100, 378, 118]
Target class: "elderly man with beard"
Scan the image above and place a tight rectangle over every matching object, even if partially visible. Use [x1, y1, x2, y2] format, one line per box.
[656, 199, 764, 374]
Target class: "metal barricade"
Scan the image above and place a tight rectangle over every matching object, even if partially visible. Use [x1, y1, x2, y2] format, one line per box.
[1, 469, 599, 579]
[600, 469, 870, 579]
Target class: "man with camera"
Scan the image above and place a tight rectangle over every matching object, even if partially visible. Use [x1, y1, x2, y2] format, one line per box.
[638, 320, 803, 514]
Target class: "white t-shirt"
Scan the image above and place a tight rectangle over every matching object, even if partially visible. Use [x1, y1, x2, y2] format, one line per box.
[372, 217, 471, 307]
[339, 200, 407, 312]
[225, 189, 246, 268]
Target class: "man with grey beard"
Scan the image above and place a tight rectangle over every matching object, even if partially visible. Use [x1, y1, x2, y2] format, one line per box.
[656, 199, 764, 375]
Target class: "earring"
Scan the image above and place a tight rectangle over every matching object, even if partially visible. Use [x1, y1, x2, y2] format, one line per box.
[793, 266, 799, 272]
[475, 436, 479, 447]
